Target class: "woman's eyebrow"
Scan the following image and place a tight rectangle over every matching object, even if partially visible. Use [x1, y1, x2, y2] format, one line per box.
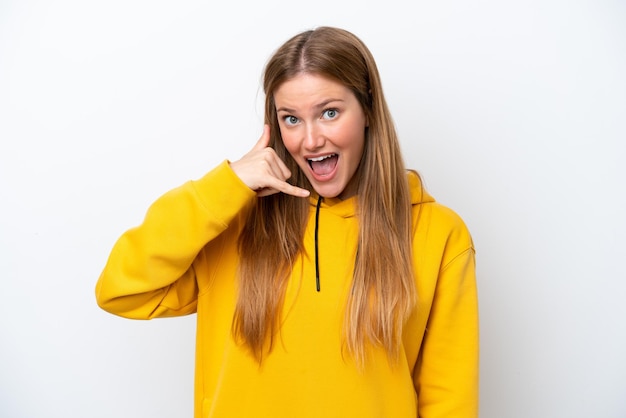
[276, 98, 344, 113]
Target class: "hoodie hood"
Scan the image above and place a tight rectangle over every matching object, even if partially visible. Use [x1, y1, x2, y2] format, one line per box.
[408, 170, 435, 206]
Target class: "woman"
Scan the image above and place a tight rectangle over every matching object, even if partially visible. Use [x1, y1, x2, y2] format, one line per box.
[96, 26, 478, 418]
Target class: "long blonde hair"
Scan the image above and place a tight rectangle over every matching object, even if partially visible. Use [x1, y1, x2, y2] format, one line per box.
[233, 27, 416, 364]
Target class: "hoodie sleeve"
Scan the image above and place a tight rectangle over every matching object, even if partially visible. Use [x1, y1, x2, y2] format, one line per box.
[95, 161, 256, 319]
[414, 213, 479, 418]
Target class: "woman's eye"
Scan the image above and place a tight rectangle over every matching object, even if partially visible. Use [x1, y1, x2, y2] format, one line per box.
[323, 109, 338, 120]
[283, 115, 299, 126]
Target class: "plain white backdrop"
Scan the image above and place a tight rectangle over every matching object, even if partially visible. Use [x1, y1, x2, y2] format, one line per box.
[1, 0, 625, 417]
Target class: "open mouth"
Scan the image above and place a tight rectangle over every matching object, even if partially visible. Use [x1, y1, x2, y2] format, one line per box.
[307, 154, 338, 176]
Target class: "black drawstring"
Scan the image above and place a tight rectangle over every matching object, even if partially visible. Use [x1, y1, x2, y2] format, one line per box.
[314, 195, 322, 292]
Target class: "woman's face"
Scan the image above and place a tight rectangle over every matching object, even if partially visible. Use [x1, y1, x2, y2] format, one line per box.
[274, 73, 367, 200]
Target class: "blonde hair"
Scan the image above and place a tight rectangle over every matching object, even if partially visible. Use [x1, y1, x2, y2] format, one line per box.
[233, 27, 416, 365]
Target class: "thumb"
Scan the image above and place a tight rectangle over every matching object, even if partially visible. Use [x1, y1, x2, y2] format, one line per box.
[252, 124, 271, 151]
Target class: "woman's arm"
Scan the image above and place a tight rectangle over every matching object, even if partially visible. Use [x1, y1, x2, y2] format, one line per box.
[415, 222, 479, 418]
[95, 161, 256, 319]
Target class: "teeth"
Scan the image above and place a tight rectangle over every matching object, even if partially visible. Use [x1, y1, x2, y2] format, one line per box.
[308, 154, 335, 162]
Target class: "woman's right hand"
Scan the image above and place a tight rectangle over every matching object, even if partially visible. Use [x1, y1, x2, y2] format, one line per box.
[230, 125, 310, 198]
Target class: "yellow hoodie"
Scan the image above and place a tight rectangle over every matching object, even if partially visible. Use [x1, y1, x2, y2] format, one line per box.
[96, 161, 478, 418]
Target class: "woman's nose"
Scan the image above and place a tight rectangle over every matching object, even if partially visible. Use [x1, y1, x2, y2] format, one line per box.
[303, 124, 325, 150]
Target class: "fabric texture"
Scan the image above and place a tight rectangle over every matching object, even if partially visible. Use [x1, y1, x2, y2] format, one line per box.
[96, 160, 479, 418]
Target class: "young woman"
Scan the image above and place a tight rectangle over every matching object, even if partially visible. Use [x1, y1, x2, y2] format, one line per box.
[96, 26, 478, 418]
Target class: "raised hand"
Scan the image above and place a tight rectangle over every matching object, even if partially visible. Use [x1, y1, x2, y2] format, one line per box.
[230, 125, 310, 198]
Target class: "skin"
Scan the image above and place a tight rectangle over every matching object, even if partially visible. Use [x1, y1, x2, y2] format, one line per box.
[231, 73, 367, 200]
[230, 124, 310, 198]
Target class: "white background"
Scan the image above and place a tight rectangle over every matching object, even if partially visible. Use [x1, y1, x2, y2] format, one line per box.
[1, 0, 625, 417]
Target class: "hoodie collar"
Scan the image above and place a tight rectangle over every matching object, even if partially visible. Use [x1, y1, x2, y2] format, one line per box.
[308, 170, 435, 216]
[308, 193, 357, 218]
